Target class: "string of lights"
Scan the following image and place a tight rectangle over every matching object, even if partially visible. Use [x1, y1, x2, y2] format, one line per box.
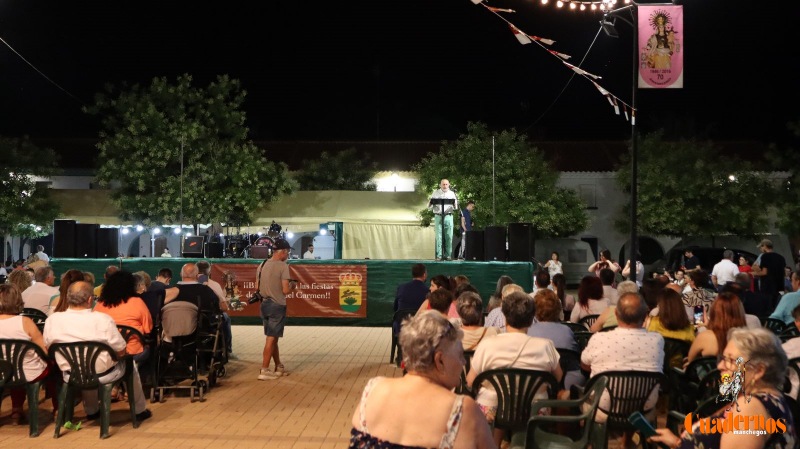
[537, 0, 632, 12]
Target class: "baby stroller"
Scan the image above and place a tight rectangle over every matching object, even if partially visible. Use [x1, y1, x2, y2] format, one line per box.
[152, 298, 227, 402]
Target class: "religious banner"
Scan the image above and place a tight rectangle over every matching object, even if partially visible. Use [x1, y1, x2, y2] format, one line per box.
[638, 5, 683, 89]
[211, 263, 367, 318]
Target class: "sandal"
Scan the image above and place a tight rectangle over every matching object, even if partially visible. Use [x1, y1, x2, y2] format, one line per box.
[10, 410, 26, 425]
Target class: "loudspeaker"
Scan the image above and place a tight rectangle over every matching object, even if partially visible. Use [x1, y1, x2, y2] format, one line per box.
[508, 222, 534, 262]
[464, 231, 484, 261]
[96, 228, 119, 258]
[53, 219, 76, 258]
[75, 223, 99, 258]
[205, 242, 224, 258]
[484, 226, 507, 261]
[182, 236, 205, 257]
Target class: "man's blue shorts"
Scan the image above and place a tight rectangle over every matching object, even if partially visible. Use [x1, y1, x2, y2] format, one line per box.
[260, 299, 287, 337]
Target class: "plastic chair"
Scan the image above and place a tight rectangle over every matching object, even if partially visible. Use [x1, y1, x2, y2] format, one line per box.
[578, 314, 600, 330]
[784, 357, 800, 400]
[455, 350, 475, 395]
[0, 338, 50, 437]
[116, 325, 156, 391]
[509, 376, 609, 449]
[780, 325, 800, 343]
[20, 308, 48, 326]
[573, 331, 593, 353]
[573, 371, 666, 449]
[763, 317, 786, 334]
[389, 308, 416, 367]
[561, 321, 587, 334]
[49, 341, 140, 439]
[472, 368, 559, 441]
[670, 356, 718, 413]
[598, 325, 617, 332]
[662, 337, 691, 371]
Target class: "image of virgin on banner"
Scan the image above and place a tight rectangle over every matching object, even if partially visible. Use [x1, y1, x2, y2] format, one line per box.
[638, 5, 683, 88]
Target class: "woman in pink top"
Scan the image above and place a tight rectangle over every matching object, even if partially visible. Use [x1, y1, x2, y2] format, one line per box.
[0, 285, 57, 423]
[94, 270, 153, 363]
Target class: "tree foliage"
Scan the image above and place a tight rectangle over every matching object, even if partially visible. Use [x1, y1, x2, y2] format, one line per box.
[86, 74, 296, 226]
[414, 122, 589, 238]
[294, 147, 377, 190]
[0, 136, 61, 239]
[768, 118, 800, 237]
[616, 131, 771, 239]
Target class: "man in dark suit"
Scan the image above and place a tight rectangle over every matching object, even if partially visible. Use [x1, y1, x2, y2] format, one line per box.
[393, 264, 428, 333]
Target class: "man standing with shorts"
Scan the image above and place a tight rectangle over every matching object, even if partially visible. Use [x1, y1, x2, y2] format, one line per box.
[257, 238, 297, 380]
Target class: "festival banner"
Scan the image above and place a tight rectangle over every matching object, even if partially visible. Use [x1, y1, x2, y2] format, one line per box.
[638, 5, 683, 89]
[211, 263, 367, 318]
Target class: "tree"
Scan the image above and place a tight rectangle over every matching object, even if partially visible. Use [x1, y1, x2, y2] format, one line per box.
[615, 131, 771, 239]
[294, 147, 377, 190]
[414, 122, 588, 238]
[768, 118, 800, 238]
[0, 136, 61, 261]
[86, 74, 296, 227]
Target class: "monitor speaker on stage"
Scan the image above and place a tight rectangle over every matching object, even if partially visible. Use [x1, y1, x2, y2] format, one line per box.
[96, 228, 119, 258]
[508, 222, 533, 262]
[484, 226, 507, 261]
[205, 242, 224, 258]
[75, 223, 99, 258]
[250, 246, 270, 260]
[182, 236, 205, 257]
[464, 230, 484, 261]
[53, 219, 76, 258]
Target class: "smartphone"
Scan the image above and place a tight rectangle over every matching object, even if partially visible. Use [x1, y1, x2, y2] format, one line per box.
[693, 305, 704, 324]
[628, 411, 657, 438]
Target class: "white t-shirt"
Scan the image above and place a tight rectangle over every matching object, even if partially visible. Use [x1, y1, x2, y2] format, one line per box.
[470, 332, 560, 408]
[303, 251, 314, 260]
[570, 298, 610, 323]
[711, 259, 739, 286]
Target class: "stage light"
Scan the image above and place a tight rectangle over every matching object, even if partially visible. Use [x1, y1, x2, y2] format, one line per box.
[185, 231, 192, 236]
[153, 228, 161, 235]
[287, 231, 294, 238]
[173, 227, 182, 234]
[121, 227, 130, 235]
[136, 225, 144, 232]
[319, 223, 329, 235]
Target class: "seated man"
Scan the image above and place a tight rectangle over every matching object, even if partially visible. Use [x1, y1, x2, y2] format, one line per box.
[22, 266, 59, 314]
[581, 291, 664, 425]
[43, 281, 151, 422]
[164, 263, 222, 316]
[781, 304, 800, 398]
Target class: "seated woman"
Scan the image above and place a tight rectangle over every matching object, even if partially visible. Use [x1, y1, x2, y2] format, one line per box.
[456, 292, 498, 351]
[487, 275, 514, 314]
[646, 288, 695, 368]
[551, 273, 574, 317]
[48, 269, 87, 315]
[590, 280, 639, 332]
[685, 291, 746, 366]
[417, 274, 459, 319]
[571, 276, 610, 324]
[528, 289, 583, 391]
[0, 285, 57, 423]
[94, 270, 153, 364]
[467, 291, 563, 447]
[349, 311, 495, 449]
[651, 327, 796, 449]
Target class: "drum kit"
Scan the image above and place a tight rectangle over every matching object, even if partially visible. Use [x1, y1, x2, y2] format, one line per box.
[223, 221, 284, 259]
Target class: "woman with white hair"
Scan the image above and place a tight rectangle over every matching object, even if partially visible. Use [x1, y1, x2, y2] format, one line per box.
[650, 327, 796, 449]
[349, 311, 495, 449]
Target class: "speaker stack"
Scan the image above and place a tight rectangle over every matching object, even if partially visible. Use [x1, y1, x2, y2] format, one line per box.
[508, 222, 534, 262]
[53, 219, 77, 258]
[96, 228, 119, 258]
[463, 230, 484, 261]
[75, 223, 99, 258]
[205, 242, 224, 258]
[483, 226, 507, 261]
[182, 236, 205, 257]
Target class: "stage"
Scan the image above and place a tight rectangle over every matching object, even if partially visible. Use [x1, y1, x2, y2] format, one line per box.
[50, 258, 534, 326]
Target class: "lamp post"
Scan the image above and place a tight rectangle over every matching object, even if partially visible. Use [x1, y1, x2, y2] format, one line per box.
[603, 4, 639, 279]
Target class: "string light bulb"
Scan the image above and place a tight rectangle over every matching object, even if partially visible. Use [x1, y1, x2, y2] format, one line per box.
[569, 2, 577, 9]
[541, 0, 548, 4]
[556, 1, 563, 7]
[580, 3, 586, 10]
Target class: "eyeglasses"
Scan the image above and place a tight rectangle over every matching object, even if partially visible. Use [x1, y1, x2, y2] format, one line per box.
[717, 354, 745, 368]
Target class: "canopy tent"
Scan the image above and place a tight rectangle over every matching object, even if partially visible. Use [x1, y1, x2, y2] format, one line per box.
[50, 189, 436, 259]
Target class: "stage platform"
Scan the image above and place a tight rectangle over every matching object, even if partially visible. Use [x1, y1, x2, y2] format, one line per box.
[51, 258, 534, 327]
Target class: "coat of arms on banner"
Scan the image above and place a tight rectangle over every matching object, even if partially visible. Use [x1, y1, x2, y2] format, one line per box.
[339, 272, 363, 313]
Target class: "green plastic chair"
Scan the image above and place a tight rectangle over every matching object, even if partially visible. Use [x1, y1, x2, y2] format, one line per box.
[49, 341, 140, 439]
[561, 321, 587, 334]
[20, 308, 48, 326]
[472, 368, 559, 442]
[508, 376, 608, 449]
[0, 338, 51, 437]
[454, 350, 474, 395]
[669, 356, 718, 413]
[389, 308, 416, 367]
[578, 314, 600, 330]
[116, 324, 155, 390]
[763, 317, 786, 334]
[573, 331, 593, 353]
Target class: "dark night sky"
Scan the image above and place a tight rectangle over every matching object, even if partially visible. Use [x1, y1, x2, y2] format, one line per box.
[0, 0, 797, 162]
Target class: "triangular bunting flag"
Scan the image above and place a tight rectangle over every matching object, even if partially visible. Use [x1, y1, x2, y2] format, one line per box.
[509, 25, 532, 45]
[487, 6, 516, 13]
[530, 36, 555, 46]
[623, 105, 629, 121]
[470, 0, 483, 4]
[631, 110, 636, 125]
[548, 50, 571, 60]
[605, 95, 615, 107]
[612, 97, 620, 115]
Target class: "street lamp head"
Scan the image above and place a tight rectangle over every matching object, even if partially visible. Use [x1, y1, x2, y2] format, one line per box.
[601, 16, 619, 38]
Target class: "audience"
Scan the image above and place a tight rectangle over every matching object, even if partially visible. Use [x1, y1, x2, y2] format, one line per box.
[570, 276, 610, 323]
[682, 270, 715, 310]
[456, 292, 498, 351]
[349, 311, 495, 448]
[48, 269, 86, 314]
[551, 273, 574, 316]
[769, 270, 800, 324]
[7, 270, 32, 296]
[483, 283, 524, 332]
[781, 304, 800, 398]
[486, 275, 513, 313]
[0, 284, 57, 423]
[393, 263, 430, 335]
[646, 288, 695, 368]
[685, 291, 747, 366]
[651, 328, 796, 449]
[21, 266, 58, 315]
[599, 268, 619, 305]
[467, 291, 562, 447]
[590, 280, 639, 332]
[94, 270, 154, 364]
[529, 289, 583, 390]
